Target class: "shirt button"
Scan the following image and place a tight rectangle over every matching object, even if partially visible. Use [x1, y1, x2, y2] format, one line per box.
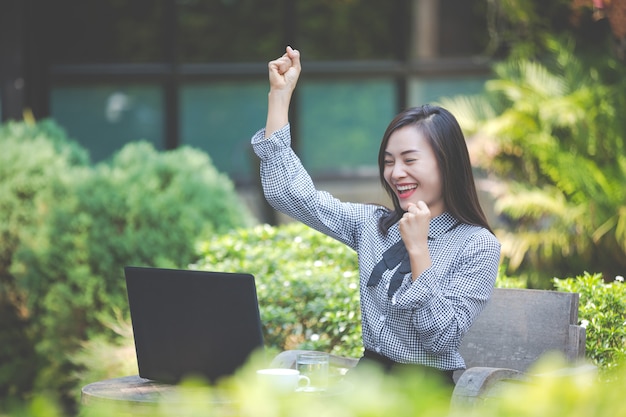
[375, 346, 381, 353]
[379, 315, 386, 322]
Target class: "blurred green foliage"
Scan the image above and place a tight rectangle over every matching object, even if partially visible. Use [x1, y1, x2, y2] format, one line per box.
[9, 294, 626, 417]
[480, 0, 619, 62]
[443, 37, 626, 286]
[77, 353, 626, 417]
[483, 0, 574, 59]
[0, 119, 254, 410]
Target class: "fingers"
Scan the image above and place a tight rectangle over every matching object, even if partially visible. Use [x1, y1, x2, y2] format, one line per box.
[286, 46, 301, 71]
[400, 201, 431, 233]
[269, 46, 301, 76]
[405, 201, 429, 215]
[415, 200, 428, 211]
[268, 56, 291, 75]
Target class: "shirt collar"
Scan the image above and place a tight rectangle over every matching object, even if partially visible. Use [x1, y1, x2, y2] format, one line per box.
[428, 212, 460, 240]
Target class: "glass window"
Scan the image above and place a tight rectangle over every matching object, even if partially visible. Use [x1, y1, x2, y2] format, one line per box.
[50, 85, 163, 162]
[36, 0, 490, 67]
[408, 76, 488, 107]
[298, 79, 396, 176]
[439, 0, 489, 57]
[41, 0, 166, 63]
[177, 0, 282, 62]
[296, 0, 409, 60]
[177, 0, 409, 63]
[179, 81, 267, 180]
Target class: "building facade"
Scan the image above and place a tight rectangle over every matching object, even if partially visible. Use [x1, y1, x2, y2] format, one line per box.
[1, 0, 492, 223]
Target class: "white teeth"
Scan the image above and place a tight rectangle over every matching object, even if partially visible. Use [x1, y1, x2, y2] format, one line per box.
[396, 184, 417, 191]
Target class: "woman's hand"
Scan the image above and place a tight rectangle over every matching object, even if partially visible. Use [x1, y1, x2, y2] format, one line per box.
[268, 46, 301, 95]
[399, 201, 432, 280]
[265, 46, 301, 138]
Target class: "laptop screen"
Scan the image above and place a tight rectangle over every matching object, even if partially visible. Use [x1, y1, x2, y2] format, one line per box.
[124, 266, 264, 384]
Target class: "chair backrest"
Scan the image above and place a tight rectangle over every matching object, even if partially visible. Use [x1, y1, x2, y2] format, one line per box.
[459, 288, 586, 373]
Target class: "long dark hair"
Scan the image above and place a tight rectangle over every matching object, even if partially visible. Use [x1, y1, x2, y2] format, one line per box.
[377, 105, 494, 235]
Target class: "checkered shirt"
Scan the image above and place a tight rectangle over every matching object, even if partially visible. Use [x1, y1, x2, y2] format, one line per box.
[252, 124, 501, 371]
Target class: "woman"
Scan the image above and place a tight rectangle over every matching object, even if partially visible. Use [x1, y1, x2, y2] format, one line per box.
[251, 46, 501, 386]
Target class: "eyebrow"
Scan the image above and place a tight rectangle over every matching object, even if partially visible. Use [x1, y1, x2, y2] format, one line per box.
[384, 149, 420, 157]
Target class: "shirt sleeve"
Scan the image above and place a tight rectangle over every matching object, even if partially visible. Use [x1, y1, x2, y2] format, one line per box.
[251, 124, 377, 251]
[391, 229, 501, 355]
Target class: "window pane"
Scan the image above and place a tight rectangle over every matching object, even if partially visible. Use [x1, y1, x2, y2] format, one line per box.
[41, 0, 166, 63]
[408, 76, 488, 106]
[177, 0, 282, 62]
[297, 0, 409, 60]
[176, 0, 408, 63]
[35, 0, 487, 65]
[439, 0, 489, 57]
[50, 85, 163, 162]
[179, 81, 267, 180]
[299, 79, 396, 176]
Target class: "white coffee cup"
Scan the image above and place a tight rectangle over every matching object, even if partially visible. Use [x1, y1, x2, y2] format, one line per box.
[256, 368, 311, 392]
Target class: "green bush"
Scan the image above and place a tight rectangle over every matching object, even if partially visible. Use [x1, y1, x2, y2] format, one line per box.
[194, 222, 362, 358]
[554, 272, 626, 372]
[0, 120, 90, 401]
[0, 119, 255, 408]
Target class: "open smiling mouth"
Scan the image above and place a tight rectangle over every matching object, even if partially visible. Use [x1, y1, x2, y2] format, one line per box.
[396, 184, 417, 198]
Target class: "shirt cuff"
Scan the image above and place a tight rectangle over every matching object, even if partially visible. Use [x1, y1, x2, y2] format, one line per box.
[392, 268, 439, 309]
[251, 124, 291, 160]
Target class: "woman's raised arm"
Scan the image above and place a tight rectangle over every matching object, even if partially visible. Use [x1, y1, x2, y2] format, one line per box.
[265, 46, 301, 138]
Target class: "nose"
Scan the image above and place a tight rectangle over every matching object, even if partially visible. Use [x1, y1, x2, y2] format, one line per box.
[390, 162, 406, 180]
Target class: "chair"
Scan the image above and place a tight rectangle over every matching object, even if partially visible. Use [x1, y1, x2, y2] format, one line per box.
[271, 288, 588, 405]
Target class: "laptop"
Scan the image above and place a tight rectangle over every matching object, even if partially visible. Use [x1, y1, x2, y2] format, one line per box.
[124, 266, 265, 384]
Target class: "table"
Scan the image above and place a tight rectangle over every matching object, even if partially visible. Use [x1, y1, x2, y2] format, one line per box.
[81, 373, 353, 416]
[81, 375, 236, 416]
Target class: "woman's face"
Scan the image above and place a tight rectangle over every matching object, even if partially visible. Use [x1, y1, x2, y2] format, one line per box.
[383, 125, 445, 216]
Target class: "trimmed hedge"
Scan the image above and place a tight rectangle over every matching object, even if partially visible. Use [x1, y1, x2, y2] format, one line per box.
[194, 222, 363, 358]
[0, 119, 254, 407]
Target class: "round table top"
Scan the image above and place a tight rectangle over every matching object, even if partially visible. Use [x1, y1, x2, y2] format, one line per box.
[81, 373, 352, 416]
[82, 375, 175, 404]
[81, 375, 234, 407]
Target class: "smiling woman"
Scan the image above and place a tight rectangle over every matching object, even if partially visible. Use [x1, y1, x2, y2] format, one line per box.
[251, 47, 501, 390]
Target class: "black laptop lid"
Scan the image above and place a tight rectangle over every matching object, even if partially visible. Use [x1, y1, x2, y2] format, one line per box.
[124, 266, 264, 384]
